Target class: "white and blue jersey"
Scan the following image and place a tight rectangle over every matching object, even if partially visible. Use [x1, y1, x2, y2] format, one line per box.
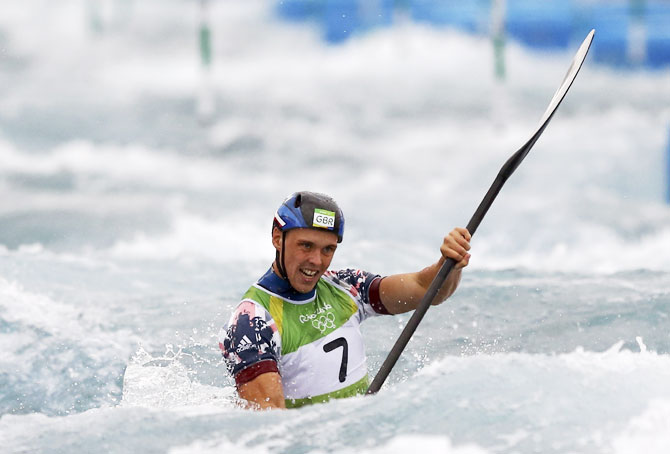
[218, 268, 390, 407]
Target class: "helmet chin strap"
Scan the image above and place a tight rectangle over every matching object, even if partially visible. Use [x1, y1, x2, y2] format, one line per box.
[275, 230, 288, 280]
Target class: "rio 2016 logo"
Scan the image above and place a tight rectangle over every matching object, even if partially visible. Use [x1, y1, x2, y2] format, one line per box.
[299, 303, 335, 333]
[311, 312, 335, 333]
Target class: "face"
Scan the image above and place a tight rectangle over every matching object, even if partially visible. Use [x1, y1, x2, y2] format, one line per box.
[273, 228, 338, 293]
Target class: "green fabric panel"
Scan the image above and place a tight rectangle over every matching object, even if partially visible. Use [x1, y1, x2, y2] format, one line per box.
[243, 286, 271, 308]
[243, 280, 358, 355]
[280, 280, 357, 354]
[285, 375, 369, 409]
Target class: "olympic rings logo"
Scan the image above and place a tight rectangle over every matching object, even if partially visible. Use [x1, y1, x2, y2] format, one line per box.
[311, 312, 336, 333]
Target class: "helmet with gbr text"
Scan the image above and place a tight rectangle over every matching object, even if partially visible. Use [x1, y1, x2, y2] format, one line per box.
[273, 191, 344, 243]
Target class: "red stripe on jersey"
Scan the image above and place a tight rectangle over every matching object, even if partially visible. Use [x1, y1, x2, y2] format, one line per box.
[368, 276, 390, 315]
[235, 360, 280, 388]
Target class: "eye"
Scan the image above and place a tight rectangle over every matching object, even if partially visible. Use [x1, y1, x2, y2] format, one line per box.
[323, 246, 336, 255]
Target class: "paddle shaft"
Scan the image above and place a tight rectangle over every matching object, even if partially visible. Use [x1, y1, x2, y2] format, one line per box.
[366, 30, 595, 395]
[366, 149, 523, 395]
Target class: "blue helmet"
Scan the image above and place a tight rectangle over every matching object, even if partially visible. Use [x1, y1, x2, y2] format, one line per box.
[273, 191, 344, 243]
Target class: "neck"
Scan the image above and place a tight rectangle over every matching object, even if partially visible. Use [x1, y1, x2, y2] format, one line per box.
[271, 260, 283, 279]
[258, 266, 315, 301]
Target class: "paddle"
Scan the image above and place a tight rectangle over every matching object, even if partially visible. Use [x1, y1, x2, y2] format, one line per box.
[367, 29, 595, 395]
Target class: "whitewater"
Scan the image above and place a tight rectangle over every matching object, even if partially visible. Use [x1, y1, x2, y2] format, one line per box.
[1, 1, 670, 453]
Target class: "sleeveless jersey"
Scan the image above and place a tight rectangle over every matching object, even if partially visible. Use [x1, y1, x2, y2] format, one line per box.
[219, 268, 388, 408]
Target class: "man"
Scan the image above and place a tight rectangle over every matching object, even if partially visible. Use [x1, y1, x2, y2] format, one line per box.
[219, 191, 471, 409]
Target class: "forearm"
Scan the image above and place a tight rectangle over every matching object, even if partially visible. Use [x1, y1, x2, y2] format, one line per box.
[237, 372, 286, 410]
[411, 257, 463, 306]
[379, 225, 470, 314]
[380, 258, 462, 314]
[426, 256, 463, 299]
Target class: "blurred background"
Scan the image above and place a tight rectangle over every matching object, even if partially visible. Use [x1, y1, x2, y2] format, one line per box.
[278, 0, 670, 67]
[2, 1, 670, 453]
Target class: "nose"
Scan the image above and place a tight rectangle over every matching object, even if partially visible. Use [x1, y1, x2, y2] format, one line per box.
[306, 248, 322, 266]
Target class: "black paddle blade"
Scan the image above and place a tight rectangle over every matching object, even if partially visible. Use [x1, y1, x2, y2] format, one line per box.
[510, 29, 595, 177]
[366, 29, 595, 396]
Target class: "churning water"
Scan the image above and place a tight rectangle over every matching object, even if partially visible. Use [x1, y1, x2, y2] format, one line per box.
[1, 1, 670, 453]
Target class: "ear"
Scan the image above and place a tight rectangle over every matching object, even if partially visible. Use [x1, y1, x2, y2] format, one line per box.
[272, 226, 282, 251]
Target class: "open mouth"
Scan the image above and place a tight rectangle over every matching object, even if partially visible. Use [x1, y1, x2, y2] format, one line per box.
[300, 268, 318, 278]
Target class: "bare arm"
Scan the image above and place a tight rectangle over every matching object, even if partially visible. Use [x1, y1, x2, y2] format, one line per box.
[237, 372, 286, 410]
[379, 227, 471, 314]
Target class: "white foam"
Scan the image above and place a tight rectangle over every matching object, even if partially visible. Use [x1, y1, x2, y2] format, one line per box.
[1, 2, 669, 275]
[473, 225, 670, 273]
[0, 277, 110, 347]
[106, 211, 272, 263]
[0, 276, 140, 402]
[0, 137, 234, 190]
[121, 347, 237, 410]
[418, 340, 669, 380]
[169, 434, 490, 454]
[612, 399, 670, 454]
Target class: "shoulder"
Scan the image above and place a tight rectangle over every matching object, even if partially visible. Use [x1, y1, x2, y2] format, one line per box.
[323, 269, 391, 316]
[219, 298, 278, 353]
[227, 298, 273, 326]
[221, 299, 278, 351]
[219, 298, 281, 378]
[323, 268, 378, 293]
[322, 269, 383, 308]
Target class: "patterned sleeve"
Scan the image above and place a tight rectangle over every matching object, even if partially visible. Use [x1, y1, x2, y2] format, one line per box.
[218, 300, 282, 387]
[325, 268, 391, 318]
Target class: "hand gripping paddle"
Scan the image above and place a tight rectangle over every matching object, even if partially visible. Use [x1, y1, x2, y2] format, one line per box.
[367, 29, 595, 395]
